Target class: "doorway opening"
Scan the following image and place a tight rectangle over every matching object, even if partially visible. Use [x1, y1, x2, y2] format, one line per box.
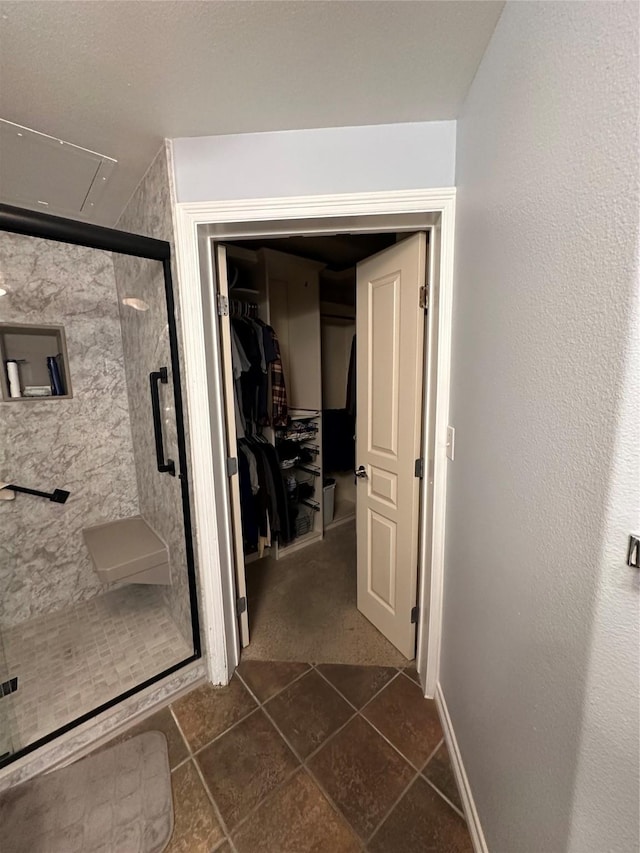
[213, 230, 429, 669]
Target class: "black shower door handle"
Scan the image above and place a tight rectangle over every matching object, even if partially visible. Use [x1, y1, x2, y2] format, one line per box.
[149, 367, 176, 476]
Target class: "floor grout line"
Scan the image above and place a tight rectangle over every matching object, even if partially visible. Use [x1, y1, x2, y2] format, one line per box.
[364, 767, 421, 845]
[181, 665, 314, 760]
[239, 665, 434, 847]
[422, 775, 467, 821]
[299, 765, 368, 851]
[310, 664, 364, 714]
[222, 764, 303, 839]
[238, 661, 313, 705]
[312, 663, 400, 715]
[169, 701, 239, 844]
[190, 754, 236, 841]
[170, 662, 467, 850]
[357, 708, 435, 777]
[422, 736, 445, 769]
[168, 705, 191, 757]
[169, 755, 191, 774]
[238, 663, 441, 836]
[236, 668, 365, 846]
[190, 704, 261, 759]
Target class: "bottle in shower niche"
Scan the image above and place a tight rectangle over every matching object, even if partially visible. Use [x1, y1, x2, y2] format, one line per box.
[6, 360, 21, 397]
[47, 355, 65, 396]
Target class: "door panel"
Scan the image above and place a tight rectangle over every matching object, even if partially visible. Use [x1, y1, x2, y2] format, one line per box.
[369, 510, 397, 609]
[215, 244, 250, 647]
[356, 233, 427, 659]
[369, 273, 400, 457]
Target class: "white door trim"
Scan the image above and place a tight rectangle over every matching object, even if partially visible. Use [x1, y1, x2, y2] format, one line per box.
[173, 188, 456, 694]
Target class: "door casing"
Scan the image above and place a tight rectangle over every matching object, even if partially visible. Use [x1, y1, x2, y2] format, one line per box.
[173, 188, 456, 698]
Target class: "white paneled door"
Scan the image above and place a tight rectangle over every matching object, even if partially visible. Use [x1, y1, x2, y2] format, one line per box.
[356, 234, 427, 658]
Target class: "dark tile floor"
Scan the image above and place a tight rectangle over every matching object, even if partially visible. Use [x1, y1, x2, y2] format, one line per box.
[103, 661, 473, 852]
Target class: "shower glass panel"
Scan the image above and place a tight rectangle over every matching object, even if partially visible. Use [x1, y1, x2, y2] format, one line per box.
[0, 213, 199, 768]
[0, 633, 18, 761]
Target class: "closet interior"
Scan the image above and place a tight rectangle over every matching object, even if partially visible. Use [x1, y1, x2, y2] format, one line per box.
[226, 241, 360, 563]
[218, 231, 406, 656]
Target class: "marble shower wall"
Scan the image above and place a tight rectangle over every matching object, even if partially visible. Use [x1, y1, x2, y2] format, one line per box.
[0, 234, 140, 627]
[113, 145, 194, 647]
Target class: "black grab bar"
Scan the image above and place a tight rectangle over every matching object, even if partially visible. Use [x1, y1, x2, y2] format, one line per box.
[149, 367, 175, 476]
[3, 484, 70, 503]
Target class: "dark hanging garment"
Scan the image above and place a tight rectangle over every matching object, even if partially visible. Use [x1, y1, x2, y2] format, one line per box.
[232, 318, 264, 429]
[238, 449, 259, 551]
[261, 441, 293, 544]
[251, 443, 272, 539]
[323, 409, 355, 472]
[253, 442, 281, 534]
[346, 334, 356, 417]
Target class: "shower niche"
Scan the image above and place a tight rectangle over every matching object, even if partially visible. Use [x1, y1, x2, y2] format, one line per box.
[0, 322, 72, 400]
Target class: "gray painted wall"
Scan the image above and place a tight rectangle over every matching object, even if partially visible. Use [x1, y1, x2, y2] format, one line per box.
[0, 234, 139, 626]
[444, 3, 639, 851]
[172, 121, 456, 202]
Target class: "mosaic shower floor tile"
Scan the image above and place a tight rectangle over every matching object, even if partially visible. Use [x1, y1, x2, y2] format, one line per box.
[1, 586, 191, 751]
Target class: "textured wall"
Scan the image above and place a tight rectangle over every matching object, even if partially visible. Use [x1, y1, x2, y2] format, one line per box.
[444, 3, 639, 852]
[113, 145, 194, 647]
[0, 234, 139, 626]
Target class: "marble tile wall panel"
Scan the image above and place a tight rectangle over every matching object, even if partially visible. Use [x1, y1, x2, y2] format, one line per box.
[113, 145, 196, 647]
[0, 234, 140, 626]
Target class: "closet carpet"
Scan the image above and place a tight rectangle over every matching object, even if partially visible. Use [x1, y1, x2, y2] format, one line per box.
[243, 522, 408, 667]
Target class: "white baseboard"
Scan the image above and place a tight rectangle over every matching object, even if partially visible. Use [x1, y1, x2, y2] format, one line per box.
[435, 682, 489, 853]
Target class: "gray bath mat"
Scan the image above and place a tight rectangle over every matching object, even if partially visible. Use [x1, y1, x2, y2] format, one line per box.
[0, 731, 174, 853]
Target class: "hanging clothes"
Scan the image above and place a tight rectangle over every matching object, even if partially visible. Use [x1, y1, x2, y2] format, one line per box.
[230, 318, 289, 433]
[260, 439, 292, 543]
[228, 302, 292, 555]
[237, 437, 293, 552]
[232, 317, 266, 430]
[239, 443, 259, 495]
[237, 448, 259, 552]
[231, 326, 251, 438]
[263, 325, 288, 427]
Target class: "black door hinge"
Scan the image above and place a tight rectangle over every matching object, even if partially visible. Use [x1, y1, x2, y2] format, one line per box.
[419, 285, 429, 311]
[410, 606, 419, 624]
[236, 596, 247, 616]
[0, 677, 18, 697]
[226, 457, 238, 476]
[414, 458, 424, 479]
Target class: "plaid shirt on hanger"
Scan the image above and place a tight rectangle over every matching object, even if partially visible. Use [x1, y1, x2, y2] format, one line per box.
[268, 327, 288, 427]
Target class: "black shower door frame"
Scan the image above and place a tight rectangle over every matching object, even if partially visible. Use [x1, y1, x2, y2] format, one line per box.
[0, 202, 201, 767]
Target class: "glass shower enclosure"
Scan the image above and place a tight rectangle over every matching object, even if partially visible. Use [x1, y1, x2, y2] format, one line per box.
[0, 204, 200, 767]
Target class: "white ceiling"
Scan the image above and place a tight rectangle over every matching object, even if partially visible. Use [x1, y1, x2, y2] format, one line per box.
[0, 1, 503, 226]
